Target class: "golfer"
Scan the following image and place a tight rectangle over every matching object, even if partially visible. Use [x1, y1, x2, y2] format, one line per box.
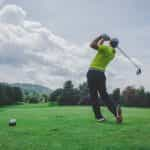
[87, 34, 123, 123]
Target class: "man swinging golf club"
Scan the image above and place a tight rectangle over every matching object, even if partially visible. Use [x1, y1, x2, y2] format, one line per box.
[87, 34, 122, 123]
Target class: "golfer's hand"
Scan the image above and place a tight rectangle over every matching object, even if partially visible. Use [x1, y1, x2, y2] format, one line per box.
[100, 34, 110, 41]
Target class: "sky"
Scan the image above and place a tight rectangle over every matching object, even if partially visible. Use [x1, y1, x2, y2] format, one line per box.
[0, 0, 149, 91]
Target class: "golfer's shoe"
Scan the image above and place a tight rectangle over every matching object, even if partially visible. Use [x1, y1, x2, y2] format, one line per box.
[116, 105, 123, 123]
[96, 117, 106, 122]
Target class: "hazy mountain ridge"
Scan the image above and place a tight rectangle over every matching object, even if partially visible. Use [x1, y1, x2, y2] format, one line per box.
[11, 83, 52, 95]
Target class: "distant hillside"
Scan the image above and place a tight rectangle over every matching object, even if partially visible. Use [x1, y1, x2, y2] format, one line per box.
[11, 83, 52, 95]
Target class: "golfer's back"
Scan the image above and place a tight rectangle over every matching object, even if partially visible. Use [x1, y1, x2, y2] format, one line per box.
[90, 45, 116, 71]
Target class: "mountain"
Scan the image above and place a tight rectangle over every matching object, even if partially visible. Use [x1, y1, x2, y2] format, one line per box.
[11, 83, 52, 95]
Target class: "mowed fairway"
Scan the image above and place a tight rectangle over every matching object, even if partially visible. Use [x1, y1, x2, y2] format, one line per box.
[0, 104, 150, 150]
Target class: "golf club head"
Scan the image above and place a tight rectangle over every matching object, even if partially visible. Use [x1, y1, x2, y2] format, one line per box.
[136, 68, 142, 75]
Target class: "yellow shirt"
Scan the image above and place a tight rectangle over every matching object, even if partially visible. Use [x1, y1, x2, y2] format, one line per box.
[90, 45, 116, 71]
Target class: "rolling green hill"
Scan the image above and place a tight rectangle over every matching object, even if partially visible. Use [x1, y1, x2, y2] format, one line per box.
[11, 83, 52, 95]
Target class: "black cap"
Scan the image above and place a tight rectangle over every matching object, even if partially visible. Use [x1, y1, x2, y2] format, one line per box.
[110, 38, 119, 48]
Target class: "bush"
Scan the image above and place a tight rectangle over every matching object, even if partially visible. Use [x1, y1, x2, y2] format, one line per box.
[48, 101, 58, 107]
[0, 83, 23, 106]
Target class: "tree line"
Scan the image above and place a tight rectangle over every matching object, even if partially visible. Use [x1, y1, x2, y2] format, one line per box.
[49, 80, 150, 107]
[0, 83, 49, 106]
[0, 83, 23, 105]
[1, 81, 150, 107]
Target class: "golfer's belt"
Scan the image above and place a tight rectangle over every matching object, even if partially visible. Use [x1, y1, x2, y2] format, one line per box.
[89, 68, 104, 73]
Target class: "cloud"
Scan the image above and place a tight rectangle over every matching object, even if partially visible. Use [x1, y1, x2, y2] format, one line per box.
[0, 4, 143, 90]
[0, 4, 94, 88]
[0, 4, 26, 25]
[0, 0, 5, 6]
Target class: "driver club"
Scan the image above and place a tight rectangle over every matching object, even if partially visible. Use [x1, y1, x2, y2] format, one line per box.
[117, 47, 142, 75]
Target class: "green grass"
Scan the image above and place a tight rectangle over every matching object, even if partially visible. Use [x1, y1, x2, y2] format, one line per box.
[0, 104, 150, 150]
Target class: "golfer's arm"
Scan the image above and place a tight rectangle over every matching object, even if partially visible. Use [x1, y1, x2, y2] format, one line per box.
[90, 37, 104, 50]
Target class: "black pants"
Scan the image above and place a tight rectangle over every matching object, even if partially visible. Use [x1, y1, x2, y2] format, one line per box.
[87, 69, 117, 119]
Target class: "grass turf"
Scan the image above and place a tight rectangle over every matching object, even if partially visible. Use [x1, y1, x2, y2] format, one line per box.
[0, 103, 150, 150]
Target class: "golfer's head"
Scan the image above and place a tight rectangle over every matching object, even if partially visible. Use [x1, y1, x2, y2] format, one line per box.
[110, 38, 119, 48]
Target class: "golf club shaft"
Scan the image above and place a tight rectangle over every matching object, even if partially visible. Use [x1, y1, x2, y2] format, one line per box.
[117, 47, 140, 69]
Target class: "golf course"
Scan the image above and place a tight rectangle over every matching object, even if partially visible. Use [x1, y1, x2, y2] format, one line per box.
[0, 103, 150, 150]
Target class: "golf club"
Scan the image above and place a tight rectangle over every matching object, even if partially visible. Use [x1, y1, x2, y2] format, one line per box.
[117, 47, 142, 75]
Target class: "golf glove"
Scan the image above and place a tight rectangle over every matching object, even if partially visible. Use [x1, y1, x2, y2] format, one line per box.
[100, 34, 110, 41]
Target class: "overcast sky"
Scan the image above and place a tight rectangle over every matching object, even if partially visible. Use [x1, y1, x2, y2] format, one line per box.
[0, 0, 149, 91]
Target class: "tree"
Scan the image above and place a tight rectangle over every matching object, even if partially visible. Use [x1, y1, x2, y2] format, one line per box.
[49, 88, 63, 102]
[28, 93, 40, 103]
[58, 80, 80, 105]
[13, 87, 23, 102]
[122, 86, 150, 107]
[5, 85, 14, 104]
[63, 80, 74, 89]
[145, 92, 150, 107]
[0, 84, 23, 105]
[0, 83, 7, 105]
[58, 88, 80, 105]
[79, 82, 89, 98]
[122, 86, 136, 107]
[42, 94, 49, 102]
